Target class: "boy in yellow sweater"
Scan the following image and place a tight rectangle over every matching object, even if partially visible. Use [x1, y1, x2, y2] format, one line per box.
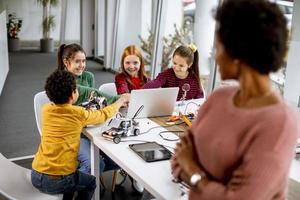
[31, 70, 129, 200]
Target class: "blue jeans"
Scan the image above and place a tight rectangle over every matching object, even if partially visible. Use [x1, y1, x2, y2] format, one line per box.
[78, 135, 119, 174]
[31, 170, 96, 200]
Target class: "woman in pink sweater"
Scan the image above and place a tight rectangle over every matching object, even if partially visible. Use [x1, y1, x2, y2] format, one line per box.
[171, 0, 299, 199]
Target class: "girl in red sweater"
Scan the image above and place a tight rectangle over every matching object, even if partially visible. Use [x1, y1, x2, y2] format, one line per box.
[115, 45, 149, 94]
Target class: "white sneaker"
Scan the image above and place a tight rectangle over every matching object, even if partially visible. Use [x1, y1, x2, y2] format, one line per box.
[115, 169, 127, 185]
[132, 179, 144, 193]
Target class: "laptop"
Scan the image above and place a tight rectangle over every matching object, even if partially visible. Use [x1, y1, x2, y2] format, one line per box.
[122, 87, 179, 119]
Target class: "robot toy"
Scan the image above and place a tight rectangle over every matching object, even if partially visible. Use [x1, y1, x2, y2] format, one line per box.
[102, 105, 144, 144]
[80, 91, 107, 110]
[102, 117, 140, 144]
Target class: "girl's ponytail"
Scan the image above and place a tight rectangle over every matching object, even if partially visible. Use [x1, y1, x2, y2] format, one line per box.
[57, 44, 66, 70]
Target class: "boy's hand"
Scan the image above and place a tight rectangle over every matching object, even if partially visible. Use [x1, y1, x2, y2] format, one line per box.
[116, 93, 130, 108]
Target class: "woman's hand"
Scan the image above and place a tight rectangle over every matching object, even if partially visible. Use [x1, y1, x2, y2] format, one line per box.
[171, 154, 182, 180]
[175, 132, 198, 173]
[172, 131, 201, 182]
[227, 169, 244, 190]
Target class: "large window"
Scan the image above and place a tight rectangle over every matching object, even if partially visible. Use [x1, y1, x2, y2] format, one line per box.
[212, 0, 294, 96]
[65, 0, 80, 44]
[112, 0, 155, 73]
[157, 0, 217, 94]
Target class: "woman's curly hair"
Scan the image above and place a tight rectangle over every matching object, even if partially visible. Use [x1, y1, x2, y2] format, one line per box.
[215, 0, 288, 74]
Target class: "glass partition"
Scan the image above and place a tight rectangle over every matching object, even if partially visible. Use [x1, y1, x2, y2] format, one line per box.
[65, 0, 80, 44]
[112, 0, 155, 74]
[212, 0, 294, 95]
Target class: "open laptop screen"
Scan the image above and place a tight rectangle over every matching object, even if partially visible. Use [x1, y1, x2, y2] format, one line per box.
[125, 87, 179, 119]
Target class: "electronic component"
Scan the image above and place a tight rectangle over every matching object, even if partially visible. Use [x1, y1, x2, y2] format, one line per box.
[102, 106, 144, 144]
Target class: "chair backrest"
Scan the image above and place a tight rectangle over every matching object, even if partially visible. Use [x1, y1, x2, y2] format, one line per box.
[201, 83, 206, 100]
[98, 83, 117, 96]
[0, 153, 62, 200]
[34, 91, 51, 135]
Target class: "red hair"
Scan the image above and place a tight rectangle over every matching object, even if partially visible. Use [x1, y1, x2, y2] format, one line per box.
[120, 45, 148, 85]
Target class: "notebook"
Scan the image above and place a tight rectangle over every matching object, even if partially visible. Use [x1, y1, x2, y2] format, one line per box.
[122, 87, 179, 119]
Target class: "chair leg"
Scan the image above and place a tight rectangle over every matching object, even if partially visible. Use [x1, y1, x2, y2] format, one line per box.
[62, 192, 74, 200]
[100, 176, 106, 190]
[111, 170, 118, 192]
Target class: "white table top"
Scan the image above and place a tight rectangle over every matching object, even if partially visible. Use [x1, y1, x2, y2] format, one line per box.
[84, 118, 187, 200]
[289, 159, 300, 183]
[84, 97, 300, 199]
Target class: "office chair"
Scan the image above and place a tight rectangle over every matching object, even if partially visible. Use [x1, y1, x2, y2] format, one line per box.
[97, 83, 120, 192]
[201, 82, 206, 100]
[0, 153, 63, 200]
[33, 91, 50, 135]
[98, 83, 118, 96]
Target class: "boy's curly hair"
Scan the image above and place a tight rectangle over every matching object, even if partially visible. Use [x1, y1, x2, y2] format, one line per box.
[215, 0, 288, 74]
[45, 70, 77, 104]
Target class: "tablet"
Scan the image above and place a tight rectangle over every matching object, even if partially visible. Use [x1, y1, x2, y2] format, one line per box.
[129, 142, 172, 162]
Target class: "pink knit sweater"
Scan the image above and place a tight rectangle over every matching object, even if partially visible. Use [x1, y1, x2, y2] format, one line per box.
[189, 86, 299, 200]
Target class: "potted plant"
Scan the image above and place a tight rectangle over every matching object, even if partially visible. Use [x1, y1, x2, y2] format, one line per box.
[6, 13, 22, 52]
[37, 0, 59, 52]
[139, 24, 193, 70]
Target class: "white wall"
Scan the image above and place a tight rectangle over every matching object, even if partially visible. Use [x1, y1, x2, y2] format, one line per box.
[96, 0, 105, 57]
[113, 0, 143, 70]
[164, 0, 182, 36]
[284, 0, 300, 106]
[2, 0, 79, 42]
[112, 0, 183, 73]
[65, 0, 80, 41]
[0, 10, 9, 96]
[81, 0, 94, 57]
[104, 0, 118, 69]
[194, 0, 218, 76]
[140, 0, 152, 40]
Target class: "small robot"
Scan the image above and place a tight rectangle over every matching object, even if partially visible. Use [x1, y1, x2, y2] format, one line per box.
[80, 91, 107, 110]
[102, 105, 144, 144]
[102, 117, 140, 144]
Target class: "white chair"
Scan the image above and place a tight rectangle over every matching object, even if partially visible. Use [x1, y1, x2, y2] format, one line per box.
[34, 91, 50, 135]
[201, 83, 206, 100]
[33, 90, 119, 192]
[98, 83, 121, 191]
[98, 83, 118, 96]
[0, 153, 62, 200]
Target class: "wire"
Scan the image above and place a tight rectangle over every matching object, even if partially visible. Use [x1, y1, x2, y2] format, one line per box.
[159, 130, 183, 141]
[115, 112, 123, 118]
[132, 105, 144, 119]
[183, 101, 200, 114]
[139, 121, 185, 135]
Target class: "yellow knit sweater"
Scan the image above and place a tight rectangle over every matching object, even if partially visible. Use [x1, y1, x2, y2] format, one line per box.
[32, 103, 118, 175]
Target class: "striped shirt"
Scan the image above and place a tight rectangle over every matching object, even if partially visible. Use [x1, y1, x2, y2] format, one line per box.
[142, 68, 204, 100]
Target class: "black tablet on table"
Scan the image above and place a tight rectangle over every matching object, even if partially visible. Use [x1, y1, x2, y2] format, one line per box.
[129, 142, 172, 162]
